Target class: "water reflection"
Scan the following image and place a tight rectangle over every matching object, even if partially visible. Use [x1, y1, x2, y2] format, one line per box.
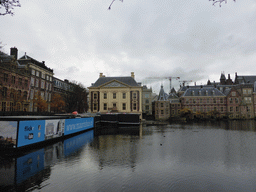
[92, 125, 142, 171]
[1, 121, 256, 192]
[0, 130, 94, 191]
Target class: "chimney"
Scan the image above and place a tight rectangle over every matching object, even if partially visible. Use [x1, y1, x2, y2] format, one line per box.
[194, 82, 196, 86]
[10, 47, 18, 60]
[235, 72, 237, 77]
[131, 72, 135, 79]
[228, 74, 231, 79]
[99, 73, 103, 78]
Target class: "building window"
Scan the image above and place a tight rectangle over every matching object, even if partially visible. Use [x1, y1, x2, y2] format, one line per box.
[93, 103, 97, 111]
[36, 71, 40, 77]
[2, 102, 6, 111]
[145, 105, 149, 110]
[213, 98, 216, 103]
[23, 91, 27, 99]
[41, 92, 44, 99]
[123, 92, 126, 99]
[133, 92, 137, 99]
[104, 103, 107, 110]
[243, 89, 247, 94]
[10, 92, 14, 99]
[10, 102, 14, 111]
[36, 79, 39, 87]
[104, 93, 107, 99]
[229, 98, 233, 103]
[161, 103, 163, 107]
[41, 80, 45, 89]
[247, 106, 250, 112]
[31, 77, 35, 86]
[220, 98, 223, 103]
[113, 103, 116, 108]
[93, 93, 97, 99]
[122, 103, 126, 110]
[42, 73, 45, 79]
[232, 92, 236, 96]
[244, 97, 251, 103]
[4, 73, 8, 82]
[18, 90, 21, 97]
[31, 69, 35, 75]
[12, 76, 15, 84]
[236, 106, 239, 112]
[145, 99, 149, 104]
[113, 93, 116, 99]
[2, 87, 7, 97]
[235, 98, 239, 103]
[17, 103, 21, 111]
[25, 80, 28, 88]
[133, 103, 136, 110]
[230, 107, 233, 112]
[161, 110, 164, 115]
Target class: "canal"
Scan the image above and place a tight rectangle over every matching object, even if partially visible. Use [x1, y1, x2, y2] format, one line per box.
[1, 120, 256, 192]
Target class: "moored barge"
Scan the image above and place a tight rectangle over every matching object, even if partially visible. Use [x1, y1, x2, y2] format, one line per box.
[0, 115, 94, 153]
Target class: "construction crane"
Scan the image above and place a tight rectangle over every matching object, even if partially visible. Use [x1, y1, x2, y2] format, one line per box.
[179, 80, 193, 87]
[145, 76, 180, 93]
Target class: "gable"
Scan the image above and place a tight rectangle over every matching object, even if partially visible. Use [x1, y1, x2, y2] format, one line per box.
[102, 81, 128, 88]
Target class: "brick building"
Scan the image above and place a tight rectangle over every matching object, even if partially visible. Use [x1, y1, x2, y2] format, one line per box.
[0, 49, 30, 112]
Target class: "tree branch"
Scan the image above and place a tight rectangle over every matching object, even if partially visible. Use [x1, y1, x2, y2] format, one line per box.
[108, 0, 123, 10]
[209, 0, 236, 7]
[0, 0, 21, 16]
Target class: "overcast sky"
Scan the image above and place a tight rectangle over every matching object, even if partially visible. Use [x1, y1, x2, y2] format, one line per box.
[1, 0, 256, 93]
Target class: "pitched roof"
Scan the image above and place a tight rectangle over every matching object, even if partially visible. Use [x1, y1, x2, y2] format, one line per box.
[236, 75, 256, 84]
[0, 51, 14, 62]
[157, 85, 169, 101]
[90, 76, 140, 87]
[18, 54, 53, 72]
[178, 85, 214, 92]
[182, 87, 225, 97]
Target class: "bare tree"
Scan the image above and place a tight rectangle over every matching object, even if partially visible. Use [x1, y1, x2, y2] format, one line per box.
[209, 0, 236, 7]
[64, 81, 88, 113]
[0, 0, 21, 16]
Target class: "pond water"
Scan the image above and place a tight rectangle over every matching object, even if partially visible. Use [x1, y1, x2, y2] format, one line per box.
[1, 120, 256, 192]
